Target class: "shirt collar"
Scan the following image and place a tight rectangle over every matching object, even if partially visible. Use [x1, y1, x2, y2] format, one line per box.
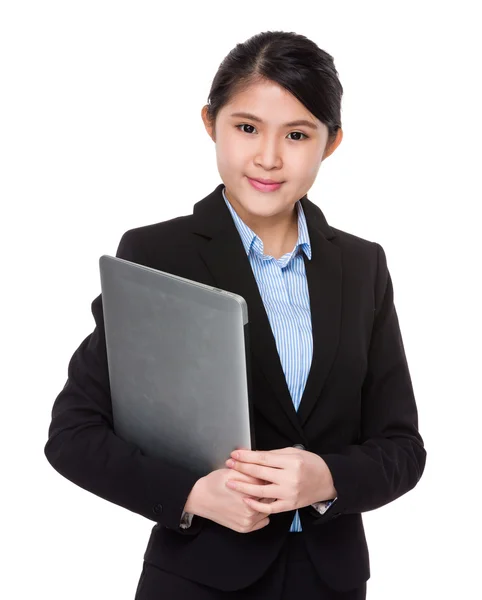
[222, 186, 312, 261]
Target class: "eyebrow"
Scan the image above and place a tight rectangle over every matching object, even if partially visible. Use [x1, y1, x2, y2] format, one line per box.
[229, 111, 319, 130]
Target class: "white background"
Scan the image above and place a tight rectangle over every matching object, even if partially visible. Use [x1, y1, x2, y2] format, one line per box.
[1, 1, 481, 598]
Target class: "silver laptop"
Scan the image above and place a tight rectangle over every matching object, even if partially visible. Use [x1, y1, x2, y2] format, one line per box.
[99, 255, 255, 478]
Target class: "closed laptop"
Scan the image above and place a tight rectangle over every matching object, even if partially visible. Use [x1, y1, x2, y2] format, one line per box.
[99, 254, 255, 478]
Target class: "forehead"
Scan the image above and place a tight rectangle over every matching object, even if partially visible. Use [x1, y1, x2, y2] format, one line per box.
[220, 79, 316, 122]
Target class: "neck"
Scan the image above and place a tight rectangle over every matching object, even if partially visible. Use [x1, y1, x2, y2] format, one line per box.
[225, 190, 299, 258]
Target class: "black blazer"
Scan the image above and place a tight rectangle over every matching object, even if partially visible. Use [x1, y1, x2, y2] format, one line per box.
[44, 183, 426, 593]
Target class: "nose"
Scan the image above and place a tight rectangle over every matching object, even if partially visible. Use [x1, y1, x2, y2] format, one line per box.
[254, 137, 282, 170]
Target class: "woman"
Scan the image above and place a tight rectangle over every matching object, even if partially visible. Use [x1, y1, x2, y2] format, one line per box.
[45, 30, 426, 599]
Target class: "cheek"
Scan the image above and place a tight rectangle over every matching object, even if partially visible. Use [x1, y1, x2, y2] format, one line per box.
[216, 134, 245, 165]
[295, 152, 321, 177]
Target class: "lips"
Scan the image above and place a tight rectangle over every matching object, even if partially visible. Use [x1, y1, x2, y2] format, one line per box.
[249, 177, 283, 184]
[247, 177, 283, 192]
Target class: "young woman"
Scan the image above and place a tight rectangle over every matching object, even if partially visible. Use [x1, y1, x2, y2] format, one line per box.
[45, 30, 426, 599]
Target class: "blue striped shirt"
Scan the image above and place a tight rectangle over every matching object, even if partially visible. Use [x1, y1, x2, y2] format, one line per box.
[222, 187, 312, 532]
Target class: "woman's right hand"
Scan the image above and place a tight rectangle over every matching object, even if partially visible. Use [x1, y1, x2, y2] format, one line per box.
[185, 468, 276, 533]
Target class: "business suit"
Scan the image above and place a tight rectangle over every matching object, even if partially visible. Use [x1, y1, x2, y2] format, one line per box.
[44, 183, 426, 595]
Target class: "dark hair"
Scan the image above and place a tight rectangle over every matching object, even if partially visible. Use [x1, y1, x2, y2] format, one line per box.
[206, 30, 343, 149]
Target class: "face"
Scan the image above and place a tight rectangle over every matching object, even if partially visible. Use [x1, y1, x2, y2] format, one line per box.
[201, 78, 342, 228]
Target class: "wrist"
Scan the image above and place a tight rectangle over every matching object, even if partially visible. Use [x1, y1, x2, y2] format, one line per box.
[319, 455, 337, 500]
[327, 482, 337, 499]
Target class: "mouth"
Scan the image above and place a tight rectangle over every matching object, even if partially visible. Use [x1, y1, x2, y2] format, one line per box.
[247, 176, 284, 192]
[250, 177, 283, 184]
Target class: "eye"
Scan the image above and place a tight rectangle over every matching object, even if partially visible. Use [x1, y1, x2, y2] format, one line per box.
[287, 131, 308, 141]
[235, 124, 308, 141]
[236, 124, 257, 135]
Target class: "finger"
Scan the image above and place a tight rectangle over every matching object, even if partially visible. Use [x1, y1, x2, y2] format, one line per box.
[242, 497, 287, 514]
[250, 515, 270, 531]
[262, 447, 302, 454]
[228, 473, 270, 488]
[245, 477, 271, 487]
[226, 460, 283, 484]
[229, 449, 297, 468]
[258, 497, 277, 504]
[226, 479, 278, 498]
[230, 471, 270, 485]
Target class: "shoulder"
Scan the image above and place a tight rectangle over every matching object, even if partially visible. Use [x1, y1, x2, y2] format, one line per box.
[304, 198, 382, 267]
[326, 225, 389, 300]
[119, 213, 193, 245]
[330, 224, 384, 266]
[331, 225, 377, 249]
[115, 214, 195, 264]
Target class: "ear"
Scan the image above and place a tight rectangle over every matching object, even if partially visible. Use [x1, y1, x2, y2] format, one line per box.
[201, 105, 216, 142]
[322, 128, 343, 160]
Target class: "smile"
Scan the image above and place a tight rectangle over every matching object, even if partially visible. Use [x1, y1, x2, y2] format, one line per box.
[247, 177, 283, 192]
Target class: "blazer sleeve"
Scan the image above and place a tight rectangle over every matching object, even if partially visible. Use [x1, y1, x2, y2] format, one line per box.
[44, 230, 205, 536]
[312, 242, 427, 523]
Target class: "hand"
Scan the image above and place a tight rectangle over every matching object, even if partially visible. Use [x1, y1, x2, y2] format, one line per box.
[224, 447, 337, 515]
[184, 467, 277, 534]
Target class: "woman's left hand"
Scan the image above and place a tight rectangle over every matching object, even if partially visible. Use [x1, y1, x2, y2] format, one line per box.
[224, 447, 337, 514]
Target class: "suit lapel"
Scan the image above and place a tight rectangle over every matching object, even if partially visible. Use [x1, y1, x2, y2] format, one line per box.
[297, 222, 342, 427]
[191, 184, 342, 441]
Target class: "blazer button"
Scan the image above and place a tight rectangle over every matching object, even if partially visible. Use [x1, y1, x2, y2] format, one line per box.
[152, 503, 163, 515]
[293, 444, 305, 450]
